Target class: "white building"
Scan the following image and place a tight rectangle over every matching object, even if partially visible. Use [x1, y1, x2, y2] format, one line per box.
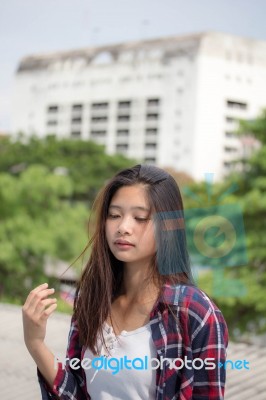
[12, 32, 266, 180]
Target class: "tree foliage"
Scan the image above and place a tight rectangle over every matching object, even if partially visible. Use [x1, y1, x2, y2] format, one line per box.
[0, 165, 88, 299]
[0, 136, 134, 301]
[0, 135, 134, 204]
[182, 109, 266, 338]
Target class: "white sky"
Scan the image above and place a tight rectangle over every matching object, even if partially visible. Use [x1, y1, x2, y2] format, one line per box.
[1, 0, 266, 131]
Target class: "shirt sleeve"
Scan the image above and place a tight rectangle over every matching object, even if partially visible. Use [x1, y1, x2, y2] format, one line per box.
[187, 291, 229, 400]
[37, 315, 90, 400]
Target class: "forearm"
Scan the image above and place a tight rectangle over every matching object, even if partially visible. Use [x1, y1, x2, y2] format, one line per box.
[27, 341, 57, 390]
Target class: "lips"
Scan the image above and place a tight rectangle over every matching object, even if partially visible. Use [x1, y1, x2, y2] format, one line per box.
[114, 239, 134, 246]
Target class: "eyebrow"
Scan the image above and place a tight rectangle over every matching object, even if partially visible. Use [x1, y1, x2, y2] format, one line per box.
[108, 205, 150, 212]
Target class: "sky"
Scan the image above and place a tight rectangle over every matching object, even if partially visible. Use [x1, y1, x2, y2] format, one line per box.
[1, 0, 266, 131]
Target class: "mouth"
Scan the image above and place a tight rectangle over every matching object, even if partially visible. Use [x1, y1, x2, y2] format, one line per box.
[114, 240, 135, 248]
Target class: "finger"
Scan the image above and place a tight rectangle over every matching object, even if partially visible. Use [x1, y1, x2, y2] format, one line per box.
[41, 303, 58, 320]
[35, 298, 57, 317]
[23, 283, 48, 308]
[41, 298, 57, 307]
[25, 288, 55, 311]
[29, 283, 49, 297]
[33, 282, 49, 293]
[31, 289, 56, 313]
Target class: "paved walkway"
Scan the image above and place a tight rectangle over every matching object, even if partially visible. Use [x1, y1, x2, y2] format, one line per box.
[1, 303, 266, 399]
[0, 303, 71, 400]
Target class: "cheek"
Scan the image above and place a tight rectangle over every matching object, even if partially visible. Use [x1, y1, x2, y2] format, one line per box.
[143, 225, 156, 249]
[105, 221, 115, 242]
[105, 223, 111, 242]
[149, 237, 156, 253]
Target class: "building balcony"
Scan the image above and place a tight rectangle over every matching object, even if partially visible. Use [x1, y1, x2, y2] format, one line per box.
[144, 148, 157, 157]
[116, 121, 130, 130]
[90, 121, 108, 130]
[72, 110, 83, 118]
[146, 105, 160, 113]
[90, 108, 109, 117]
[145, 120, 159, 129]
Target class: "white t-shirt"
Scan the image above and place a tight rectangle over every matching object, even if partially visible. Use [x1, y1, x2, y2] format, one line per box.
[84, 321, 157, 399]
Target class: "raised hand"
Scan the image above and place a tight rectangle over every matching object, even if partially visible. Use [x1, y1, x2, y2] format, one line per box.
[22, 282, 57, 351]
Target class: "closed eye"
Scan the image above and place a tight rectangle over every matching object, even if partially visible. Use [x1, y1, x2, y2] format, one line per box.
[108, 214, 121, 219]
[135, 217, 149, 222]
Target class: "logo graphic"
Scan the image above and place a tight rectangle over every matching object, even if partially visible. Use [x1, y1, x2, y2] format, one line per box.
[185, 174, 248, 297]
[55, 355, 250, 373]
[155, 173, 248, 297]
[193, 214, 236, 259]
[185, 203, 247, 268]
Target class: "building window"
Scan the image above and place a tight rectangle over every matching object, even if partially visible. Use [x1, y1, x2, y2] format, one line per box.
[91, 116, 108, 122]
[145, 128, 158, 135]
[116, 144, 128, 151]
[144, 157, 156, 163]
[72, 117, 82, 123]
[118, 101, 131, 108]
[226, 117, 235, 123]
[226, 100, 247, 110]
[146, 113, 159, 120]
[71, 131, 81, 138]
[145, 143, 157, 149]
[117, 115, 130, 121]
[72, 104, 83, 111]
[90, 130, 106, 137]
[225, 131, 236, 138]
[147, 98, 160, 106]
[47, 105, 58, 113]
[224, 146, 237, 153]
[223, 161, 231, 168]
[91, 102, 109, 109]
[47, 120, 57, 126]
[117, 129, 129, 136]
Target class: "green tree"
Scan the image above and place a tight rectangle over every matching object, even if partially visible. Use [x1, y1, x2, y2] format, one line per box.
[0, 165, 88, 300]
[182, 109, 266, 338]
[229, 109, 266, 335]
[0, 135, 135, 204]
[0, 135, 136, 303]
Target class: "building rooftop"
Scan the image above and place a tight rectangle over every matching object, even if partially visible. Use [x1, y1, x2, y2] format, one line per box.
[17, 31, 266, 73]
[17, 32, 204, 72]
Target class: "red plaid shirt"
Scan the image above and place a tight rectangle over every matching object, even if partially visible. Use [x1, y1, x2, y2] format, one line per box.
[38, 283, 228, 399]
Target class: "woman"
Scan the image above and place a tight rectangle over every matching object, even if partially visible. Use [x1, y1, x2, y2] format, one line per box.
[22, 164, 228, 399]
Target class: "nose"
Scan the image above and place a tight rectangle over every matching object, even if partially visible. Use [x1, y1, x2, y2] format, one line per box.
[117, 216, 133, 235]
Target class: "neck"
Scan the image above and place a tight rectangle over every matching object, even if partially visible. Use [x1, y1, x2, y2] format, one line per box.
[120, 261, 159, 303]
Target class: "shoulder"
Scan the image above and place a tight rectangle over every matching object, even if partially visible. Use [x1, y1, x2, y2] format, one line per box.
[161, 283, 225, 322]
[161, 283, 228, 345]
[161, 283, 215, 307]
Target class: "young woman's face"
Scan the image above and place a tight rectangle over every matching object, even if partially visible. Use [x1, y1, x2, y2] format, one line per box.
[105, 184, 156, 268]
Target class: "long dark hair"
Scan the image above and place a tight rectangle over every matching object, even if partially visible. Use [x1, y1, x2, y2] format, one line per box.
[74, 164, 194, 354]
